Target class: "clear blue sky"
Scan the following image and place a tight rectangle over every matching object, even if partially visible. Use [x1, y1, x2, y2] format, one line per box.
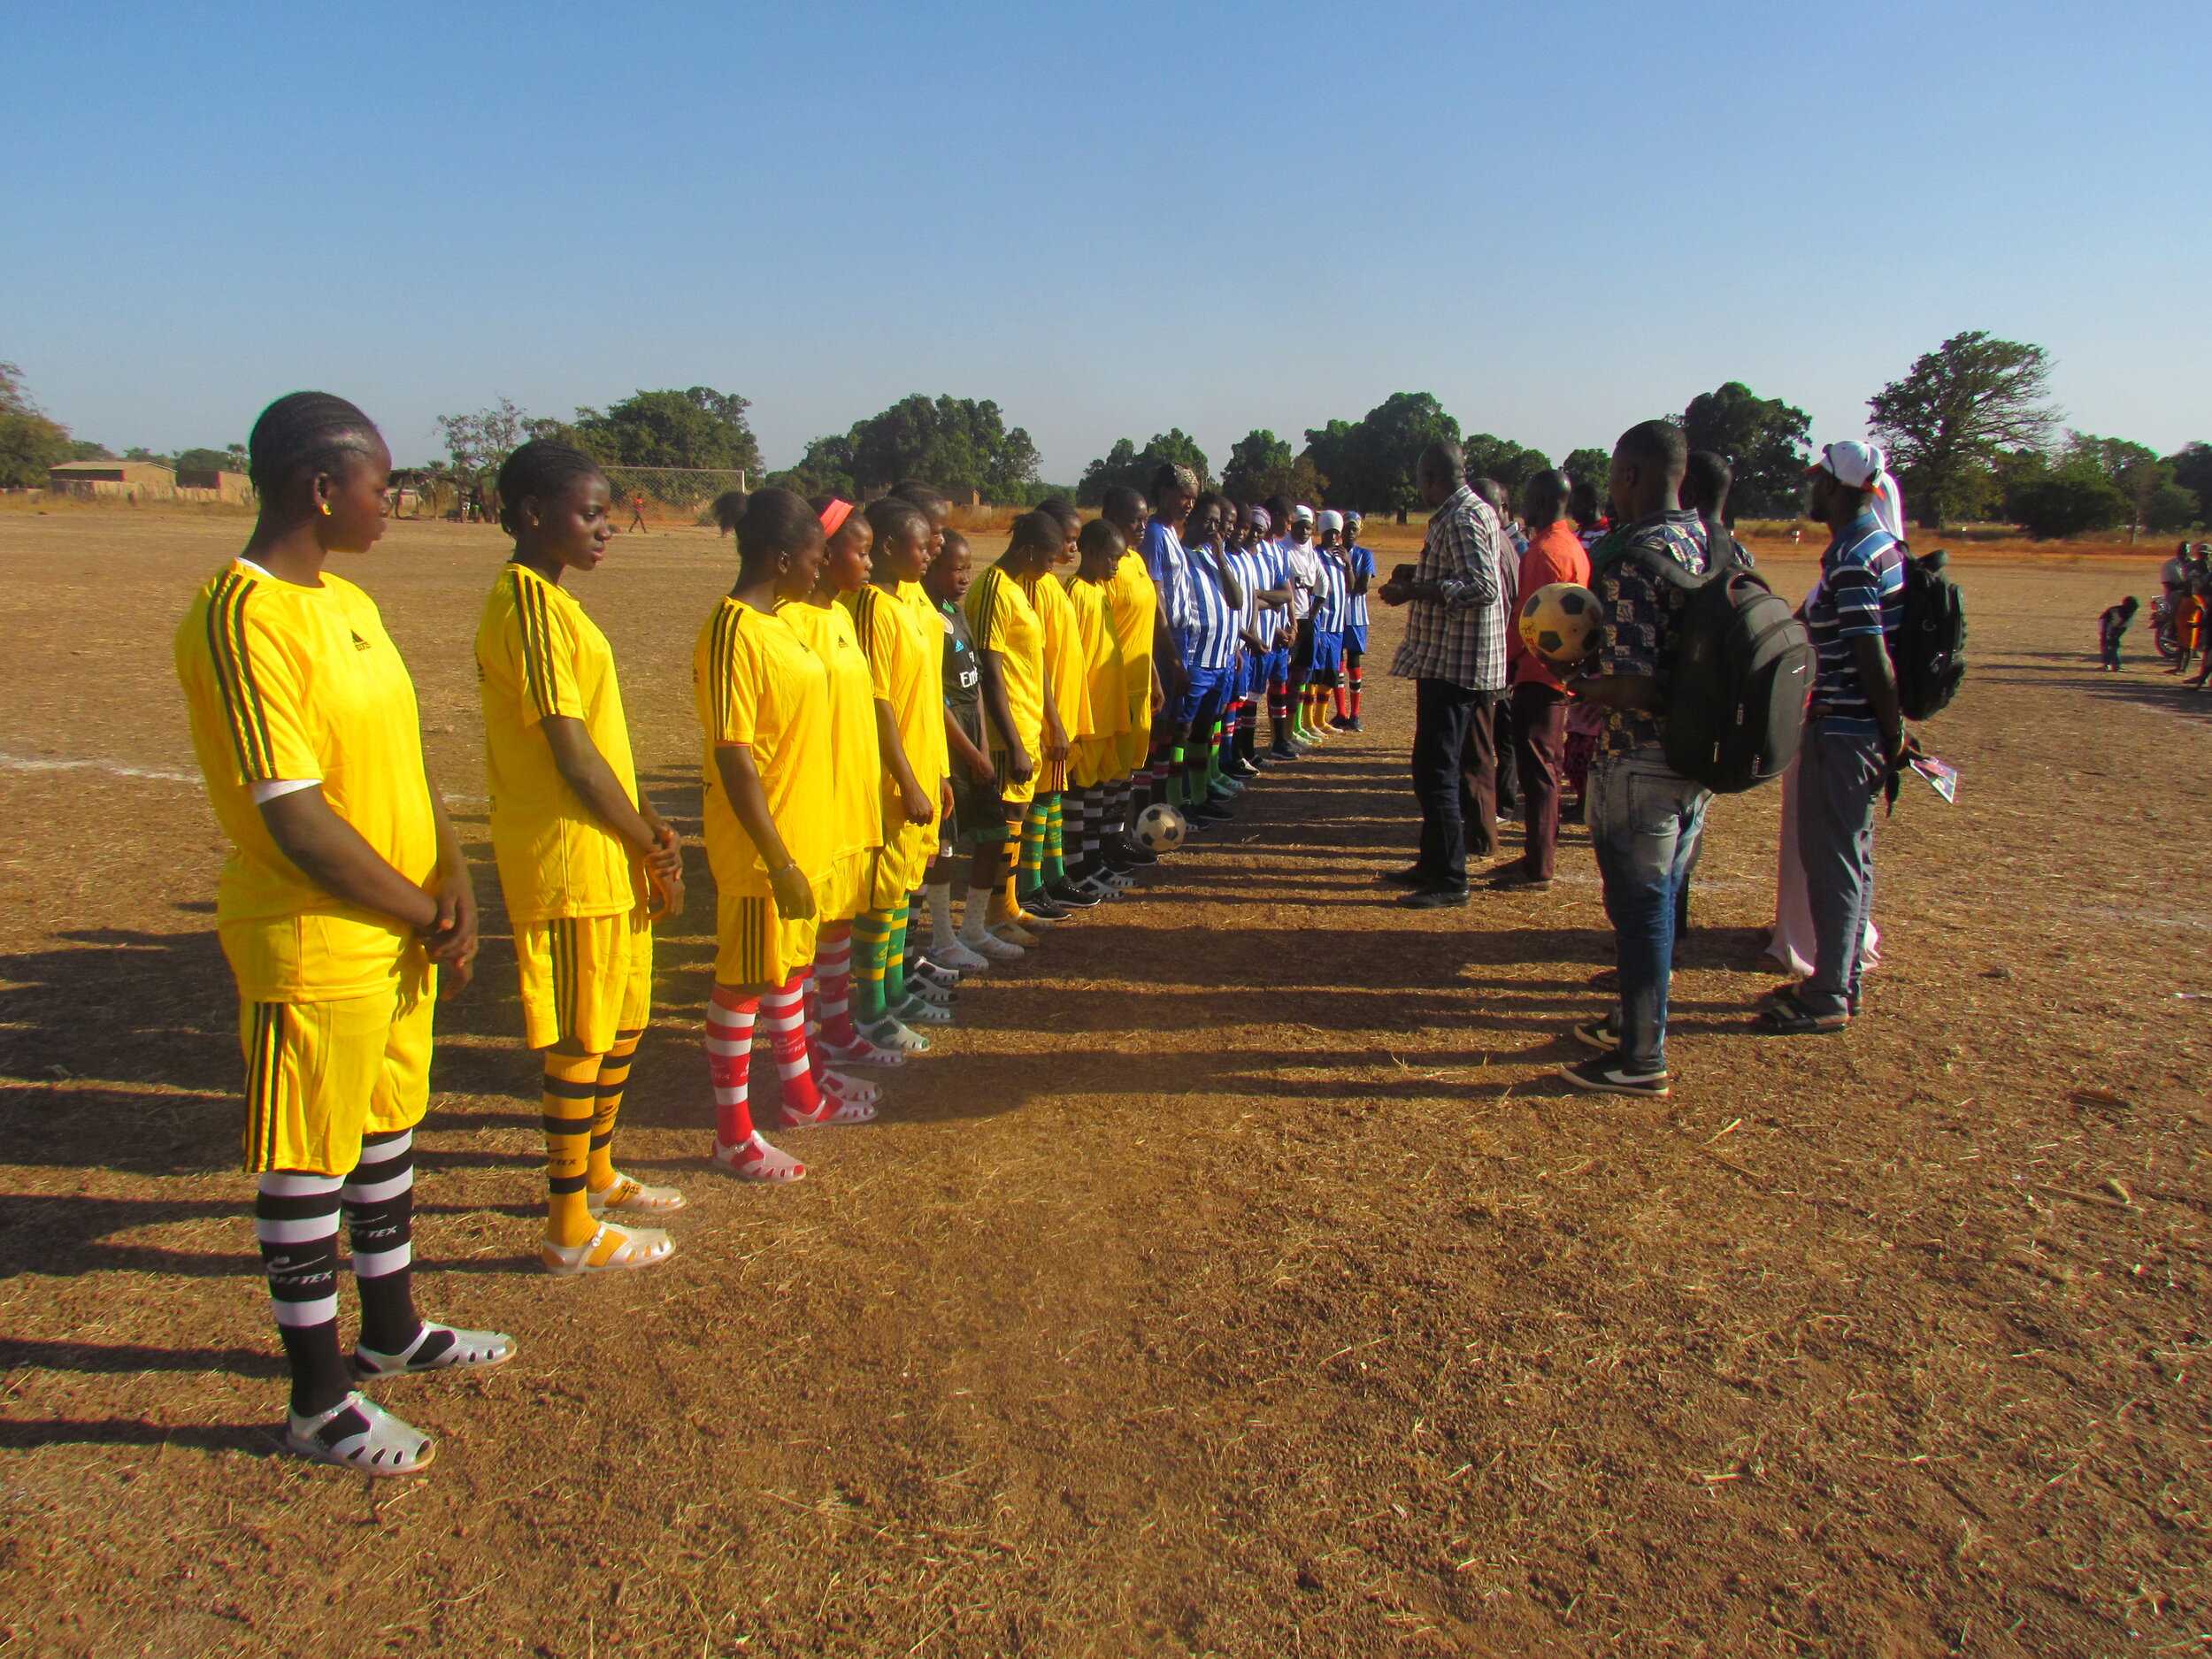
[4, 1, 2207, 480]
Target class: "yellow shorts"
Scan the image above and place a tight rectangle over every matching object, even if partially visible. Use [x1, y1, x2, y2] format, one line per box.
[714, 889, 819, 989]
[240, 956, 434, 1176]
[817, 850, 871, 925]
[992, 746, 1037, 808]
[1117, 693, 1154, 773]
[515, 909, 653, 1054]
[1071, 735, 1125, 789]
[871, 819, 934, 908]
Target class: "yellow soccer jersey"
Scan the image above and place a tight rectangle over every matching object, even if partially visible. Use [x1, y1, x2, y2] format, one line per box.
[695, 598, 835, 897]
[1105, 549, 1157, 697]
[895, 579, 949, 787]
[175, 560, 439, 1003]
[776, 599, 883, 864]
[475, 563, 644, 923]
[1018, 570, 1091, 743]
[1069, 577, 1132, 741]
[965, 565, 1045, 757]
[847, 583, 947, 803]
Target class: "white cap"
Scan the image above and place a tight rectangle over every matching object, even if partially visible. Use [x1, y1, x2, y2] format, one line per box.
[1290, 503, 1316, 524]
[1317, 510, 1344, 533]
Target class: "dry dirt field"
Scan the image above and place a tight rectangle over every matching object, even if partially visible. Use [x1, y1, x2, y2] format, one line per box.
[0, 510, 2204, 1657]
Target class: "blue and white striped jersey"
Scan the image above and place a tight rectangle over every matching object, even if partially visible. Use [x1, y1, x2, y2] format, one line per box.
[1181, 539, 1239, 672]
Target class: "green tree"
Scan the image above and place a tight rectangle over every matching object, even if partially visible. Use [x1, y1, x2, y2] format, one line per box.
[175, 447, 239, 474]
[1461, 434, 1553, 498]
[1076, 429, 1212, 506]
[1302, 393, 1460, 515]
[2063, 432, 2170, 530]
[1868, 331, 2057, 529]
[772, 433, 858, 500]
[1220, 428, 1328, 505]
[434, 397, 534, 505]
[0, 362, 76, 489]
[568, 387, 764, 473]
[841, 394, 1040, 501]
[2168, 442, 2212, 525]
[2143, 482, 2199, 533]
[1562, 447, 1611, 491]
[1679, 381, 1811, 517]
[2009, 471, 2129, 539]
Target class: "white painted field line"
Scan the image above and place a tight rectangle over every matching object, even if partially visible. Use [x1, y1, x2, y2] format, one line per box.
[0, 752, 197, 784]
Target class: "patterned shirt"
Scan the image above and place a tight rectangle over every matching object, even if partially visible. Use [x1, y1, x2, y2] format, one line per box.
[1226, 545, 1267, 650]
[1312, 548, 1349, 636]
[1805, 511, 1905, 737]
[1141, 518, 1192, 662]
[1388, 485, 1509, 690]
[1594, 511, 1710, 755]
[1181, 539, 1239, 672]
[1345, 542, 1376, 629]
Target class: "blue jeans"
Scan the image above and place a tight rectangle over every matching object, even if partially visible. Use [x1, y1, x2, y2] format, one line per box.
[1589, 750, 1709, 1071]
[1795, 721, 1886, 1018]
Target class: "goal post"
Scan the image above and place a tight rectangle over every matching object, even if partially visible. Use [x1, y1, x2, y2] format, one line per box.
[603, 465, 749, 525]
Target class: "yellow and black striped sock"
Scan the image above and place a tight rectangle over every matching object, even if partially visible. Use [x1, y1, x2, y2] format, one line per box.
[587, 1032, 641, 1194]
[543, 1051, 602, 1248]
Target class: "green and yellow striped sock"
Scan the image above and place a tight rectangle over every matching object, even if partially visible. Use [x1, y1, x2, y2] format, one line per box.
[852, 909, 891, 1025]
[1018, 803, 1048, 896]
[883, 900, 910, 1007]
[1043, 794, 1066, 885]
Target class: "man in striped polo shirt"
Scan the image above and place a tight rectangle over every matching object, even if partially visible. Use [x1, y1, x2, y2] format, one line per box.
[1763, 441, 1907, 1036]
[1175, 492, 1244, 826]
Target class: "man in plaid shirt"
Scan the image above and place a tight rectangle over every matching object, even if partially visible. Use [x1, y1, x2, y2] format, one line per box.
[1378, 440, 1510, 907]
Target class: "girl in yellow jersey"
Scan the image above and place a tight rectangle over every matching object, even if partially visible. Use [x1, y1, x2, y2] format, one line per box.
[695, 489, 837, 1182]
[841, 496, 958, 1051]
[174, 393, 511, 1478]
[1099, 486, 1164, 864]
[475, 441, 687, 1278]
[965, 510, 1060, 943]
[775, 500, 898, 1105]
[1019, 499, 1094, 913]
[1064, 518, 1138, 898]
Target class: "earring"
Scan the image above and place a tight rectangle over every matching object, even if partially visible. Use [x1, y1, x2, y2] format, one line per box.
[319, 502, 333, 517]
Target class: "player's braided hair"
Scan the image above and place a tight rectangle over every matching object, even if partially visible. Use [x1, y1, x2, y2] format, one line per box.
[495, 439, 606, 536]
[1005, 509, 1064, 560]
[734, 487, 821, 574]
[1078, 517, 1123, 561]
[864, 495, 927, 549]
[710, 489, 749, 534]
[246, 391, 381, 494]
[1035, 496, 1080, 534]
[890, 480, 949, 516]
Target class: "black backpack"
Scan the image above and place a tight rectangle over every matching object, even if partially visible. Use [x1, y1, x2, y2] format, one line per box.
[1894, 547, 1967, 720]
[1625, 523, 1816, 795]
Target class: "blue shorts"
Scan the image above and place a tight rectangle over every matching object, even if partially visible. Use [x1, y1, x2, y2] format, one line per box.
[1227, 654, 1253, 702]
[1172, 664, 1229, 726]
[1260, 648, 1291, 687]
[1344, 624, 1369, 655]
[1310, 632, 1345, 679]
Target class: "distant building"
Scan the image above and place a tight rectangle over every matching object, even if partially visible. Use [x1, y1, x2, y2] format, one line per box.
[46, 460, 176, 500]
[175, 468, 254, 503]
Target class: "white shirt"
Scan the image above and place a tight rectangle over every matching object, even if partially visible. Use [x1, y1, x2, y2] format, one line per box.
[1283, 537, 1321, 621]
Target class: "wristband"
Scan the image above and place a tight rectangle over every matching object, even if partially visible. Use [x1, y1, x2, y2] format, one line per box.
[769, 860, 799, 878]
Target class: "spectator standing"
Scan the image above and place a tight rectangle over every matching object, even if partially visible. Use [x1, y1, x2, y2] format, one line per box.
[1557, 421, 1711, 1096]
[1760, 441, 1908, 1036]
[1377, 441, 1509, 909]
[1489, 470, 1589, 890]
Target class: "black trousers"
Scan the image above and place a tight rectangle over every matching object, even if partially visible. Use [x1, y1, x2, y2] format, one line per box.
[1411, 679, 1500, 889]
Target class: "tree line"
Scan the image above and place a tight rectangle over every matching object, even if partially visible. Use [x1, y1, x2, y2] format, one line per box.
[5, 341, 2208, 540]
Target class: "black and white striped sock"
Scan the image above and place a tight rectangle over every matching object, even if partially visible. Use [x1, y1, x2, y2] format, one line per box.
[343, 1129, 432, 1360]
[256, 1171, 347, 1416]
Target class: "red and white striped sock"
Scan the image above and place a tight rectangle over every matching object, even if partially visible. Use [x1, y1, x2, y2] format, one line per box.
[705, 983, 759, 1149]
[811, 925, 858, 1048]
[763, 971, 824, 1123]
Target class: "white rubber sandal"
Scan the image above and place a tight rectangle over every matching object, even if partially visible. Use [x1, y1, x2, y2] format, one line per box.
[990, 921, 1038, 947]
[355, 1321, 517, 1377]
[710, 1133, 806, 1182]
[820, 1069, 882, 1107]
[540, 1221, 675, 1278]
[586, 1171, 687, 1215]
[779, 1094, 878, 1127]
[818, 1031, 905, 1068]
[910, 958, 961, 988]
[969, 931, 1025, 960]
[286, 1392, 433, 1477]
[904, 976, 956, 1007]
[893, 995, 954, 1027]
[928, 941, 991, 972]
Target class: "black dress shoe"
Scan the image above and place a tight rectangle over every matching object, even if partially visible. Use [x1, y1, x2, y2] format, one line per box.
[1379, 865, 1435, 888]
[1394, 885, 1470, 909]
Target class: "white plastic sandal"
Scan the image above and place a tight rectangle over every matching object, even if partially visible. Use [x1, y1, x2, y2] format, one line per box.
[858, 1017, 932, 1056]
[540, 1221, 675, 1278]
[820, 1069, 882, 1107]
[587, 1171, 687, 1216]
[285, 1392, 434, 1477]
[355, 1321, 517, 1377]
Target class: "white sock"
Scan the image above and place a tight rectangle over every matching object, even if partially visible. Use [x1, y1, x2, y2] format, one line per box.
[960, 886, 993, 943]
[927, 881, 957, 948]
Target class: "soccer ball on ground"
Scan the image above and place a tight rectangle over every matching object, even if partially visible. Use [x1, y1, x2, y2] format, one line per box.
[1134, 803, 1187, 854]
[1517, 582, 1601, 671]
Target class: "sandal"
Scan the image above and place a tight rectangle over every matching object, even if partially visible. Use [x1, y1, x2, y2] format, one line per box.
[861, 1017, 932, 1054]
[818, 1031, 904, 1068]
[910, 959, 961, 989]
[779, 1094, 878, 1127]
[820, 1069, 881, 1107]
[286, 1391, 433, 1477]
[540, 1221, 674, 1277]
[710, 1133, 805, 1182]
[893, 996, 953, 1027]
[904, 976, 957, 1008]
[355, 1321, 516, 1377]
[587, 1171, 687, 1216]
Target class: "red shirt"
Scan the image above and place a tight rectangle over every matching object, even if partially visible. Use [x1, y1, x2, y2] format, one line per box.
[1507, 520, 1594, 689]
